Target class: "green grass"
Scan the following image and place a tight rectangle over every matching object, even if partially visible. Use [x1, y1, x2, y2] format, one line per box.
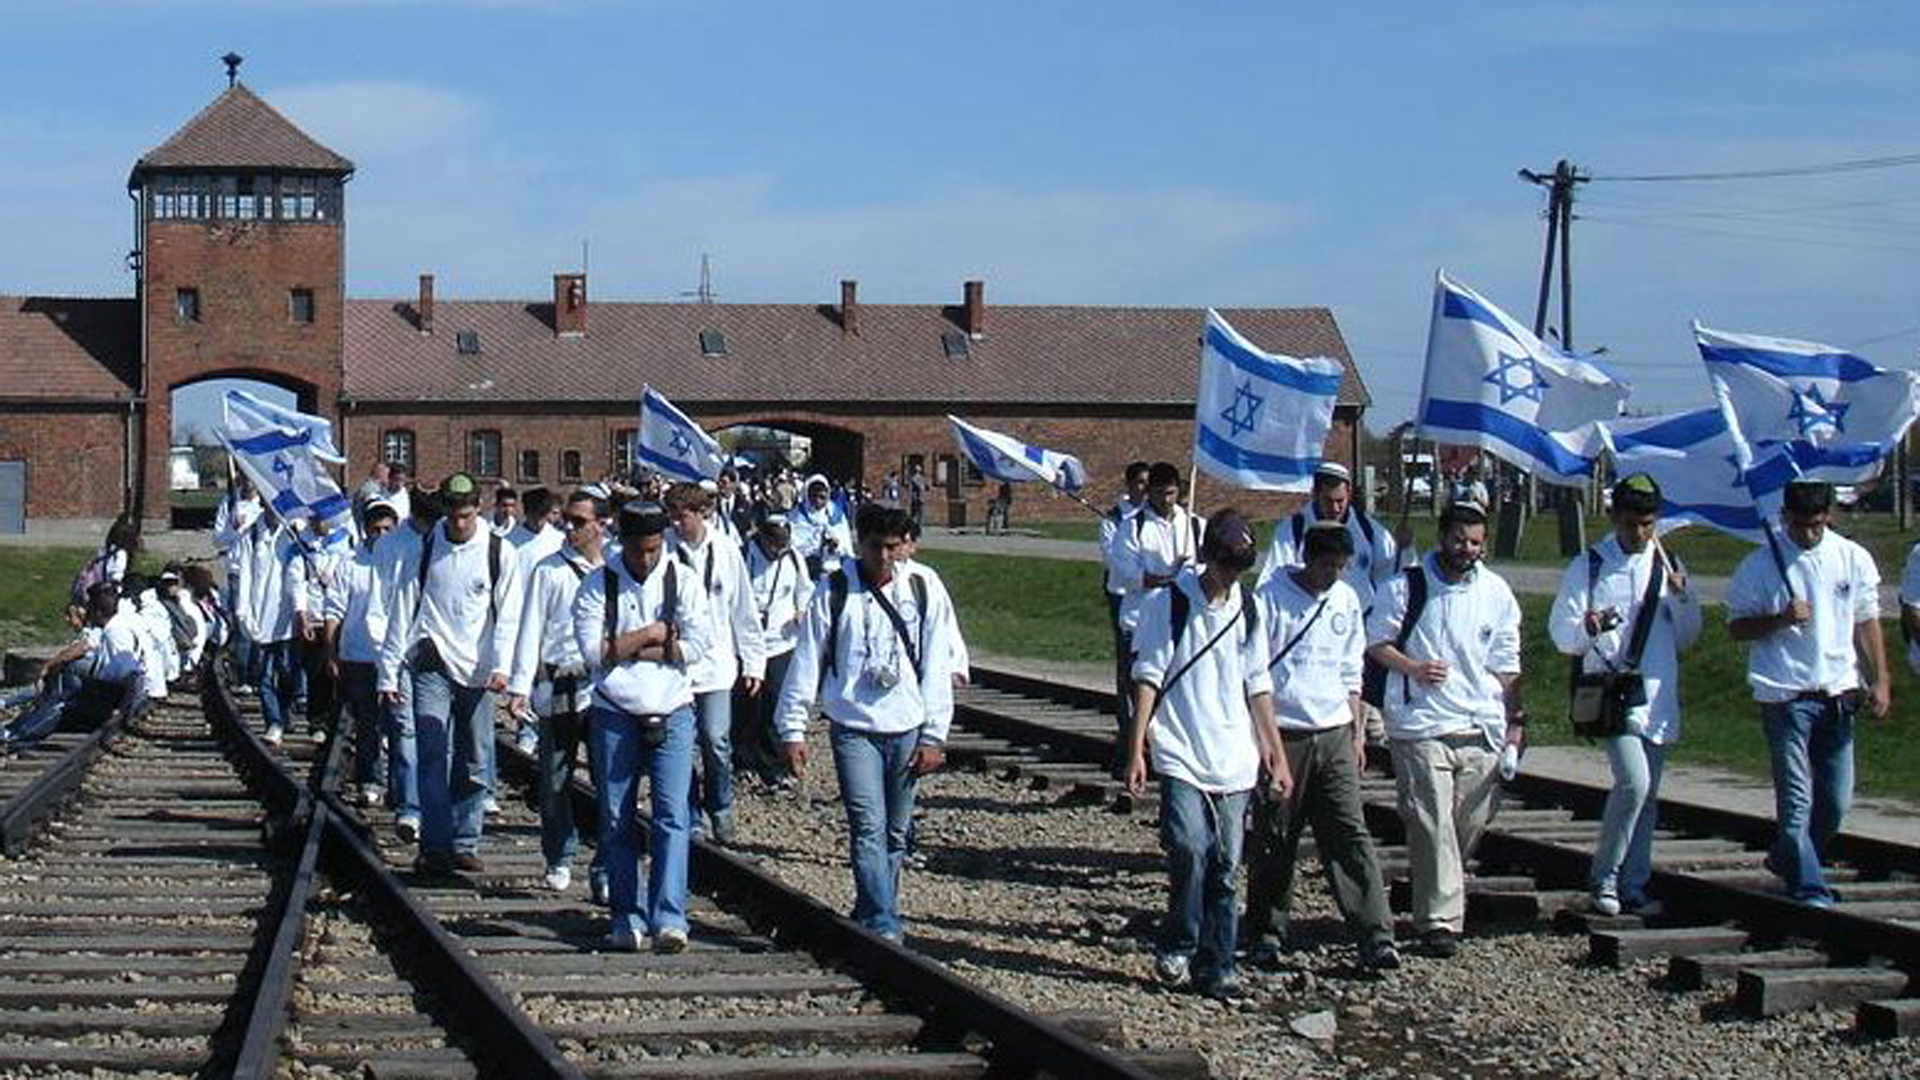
[170, 489, 225, 509]
[0, 547, 96, 659]
[924, 548, 1920, 802]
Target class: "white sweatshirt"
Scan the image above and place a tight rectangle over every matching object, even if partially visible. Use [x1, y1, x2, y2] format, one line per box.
[377, 522, 525, 693]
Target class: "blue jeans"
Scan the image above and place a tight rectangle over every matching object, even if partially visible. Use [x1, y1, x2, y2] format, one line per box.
[1590, 734, 1666, 906]
[386, 668, 420, 821]
[691, 689, 736, 832]
[591, 704, 695, 938]
[1159, 778, 1248, 987]
[538, 703, 605, 894]
[339, 661, 383, 788]
[1761, 696, 1856, 903]
[256, 641, 294, 732]
[829, 725, 920, 938]
[411, 666, 492, 857]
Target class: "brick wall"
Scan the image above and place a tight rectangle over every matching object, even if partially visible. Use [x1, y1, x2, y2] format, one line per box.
[140, 217, 345, 525]
[0, 406, 129, 520]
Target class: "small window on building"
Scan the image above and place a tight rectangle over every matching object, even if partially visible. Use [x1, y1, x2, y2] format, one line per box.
[699, 329, 728, 357]
[456, 330, 482, 355]
[174, 288, 200, 324]
[289, 288, 315, 324]
[469, 430, 503, 478]
[382, 429, 416, 471]
[941, 330, 970, 360]
[612, 429, 638, 476]
[560, 449, 583, 483]
[517, 449, 541, 483]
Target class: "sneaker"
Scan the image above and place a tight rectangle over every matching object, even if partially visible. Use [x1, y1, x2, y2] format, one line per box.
[589, 875, 610, 906]
[1800, 892, 1836, 910]
[1361, 941, 1402, 971]
[515, 728, 538, 755]
[357, 785, 386, 809]
[605, 927, 642, 952]
[1197, 974, 1252, 1002]
[395, 817, 421, 844]
[1153, 952, 1191, 987]
[1589, 892, 1622, 917]
[483, 796, 501, 816]
[262, 726, 283, 748]
[542, 865, 572, 892]
[451, 853, 485, 874]
[1414, 930, 1459, 959]
[1623, 897, 1664, 919]
[653, 927, 689, 954]
[710, 818, 738, 848]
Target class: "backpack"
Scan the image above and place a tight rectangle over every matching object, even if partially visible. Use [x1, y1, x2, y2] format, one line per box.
[1359, 564, 1427, 708]
[824, 567, 929, 681]
[416, 525, 504, 625]
[603, 559, 679, 659]
[69, 547, 116, 609]
[1289, 509, 1375, 552]
[1168, 578, 1259, 652]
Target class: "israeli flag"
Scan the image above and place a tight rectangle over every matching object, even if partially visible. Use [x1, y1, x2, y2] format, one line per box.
[220, 395, 351, 526]
[1417, 271, 1629, 484]
[639, 386, 727, 483]
[1600, 409, 1765, 542]
[1698, 323, 1920, 512]
[224, 389, 345, 464]
[1192, 309, 1343, 492]
[947, 416, 1087, 492]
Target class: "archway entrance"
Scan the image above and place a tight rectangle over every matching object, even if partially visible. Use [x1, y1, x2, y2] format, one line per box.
[712, 420, 864, 486]
[164, 372, 317, 529]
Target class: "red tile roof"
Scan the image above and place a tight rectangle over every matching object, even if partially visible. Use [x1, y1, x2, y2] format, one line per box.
[129, 84, 354, 182]
[0, 297, 138, 402]
[342, 298, 1369, 409]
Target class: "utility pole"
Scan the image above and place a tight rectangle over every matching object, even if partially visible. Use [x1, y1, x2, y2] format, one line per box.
[1519, 159, 1590, 556]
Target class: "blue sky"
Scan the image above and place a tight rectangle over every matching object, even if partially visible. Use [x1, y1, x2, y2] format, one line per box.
[5, 0, 1920, 433]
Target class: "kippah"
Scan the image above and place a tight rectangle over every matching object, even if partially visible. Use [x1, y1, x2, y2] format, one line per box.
[1314, 461, 1353, 483]
[1450, 499, 1489, 523]
[437, 472, 478, 498]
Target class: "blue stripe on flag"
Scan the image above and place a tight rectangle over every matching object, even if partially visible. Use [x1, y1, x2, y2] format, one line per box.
[1204, 324, 1344, 396]
[1662, 498, 1764, 533]
[228, 430, 311, 455]
[1607, 408, 1724, 451]
[308, 493, 351, 520]
[1742, 441, 1887, 496]
[638, 445, 708, 483]
[1195, 425, 1319, 479]
[1420, 399, 1595, 477]
[1439, 285, 1514, 339]
[955, 427, 1016, 482]
[1699, 343, 1880, 382]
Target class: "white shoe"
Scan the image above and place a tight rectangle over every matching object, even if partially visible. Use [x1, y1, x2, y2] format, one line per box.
[395, 817, 421, 844]
[483, 796, 501, 816]
[263, 726, 283, 748]
[543, 865, 572, 892]
[653, 927, 689, 954]
[516, 728, 539, 755]
[1154, 953, 1190, 987]
[1590, 892, 1622, 917]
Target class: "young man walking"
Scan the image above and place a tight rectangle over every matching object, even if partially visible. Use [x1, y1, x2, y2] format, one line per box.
[1727, 479, 1890, 907]
[378, 473, 524, 875]
[326, 501, 400, 806]
[740, 513, 811, 787]
[571, 501, 713, 951]
[776, 503, 958, 940]
[1126, 510, 1284, 1001]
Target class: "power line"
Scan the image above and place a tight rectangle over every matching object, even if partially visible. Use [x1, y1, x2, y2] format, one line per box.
[1578, 212, 1920, 255]
[1592, 152, 1920, 183]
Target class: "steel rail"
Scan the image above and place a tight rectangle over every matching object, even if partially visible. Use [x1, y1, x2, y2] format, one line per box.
[0, 701, 138, 856]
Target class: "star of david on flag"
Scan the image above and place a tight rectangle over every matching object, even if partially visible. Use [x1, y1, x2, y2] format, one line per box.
[1598, 408, 1765, 542]
[947, 416, 1087, 492]
[1191, 309, 1343, 492]
[1416, 271, 1629, 485]
[1696, 322, 1920, 518]
[219, 389, 352, 527]
[639, 385, 727, 483]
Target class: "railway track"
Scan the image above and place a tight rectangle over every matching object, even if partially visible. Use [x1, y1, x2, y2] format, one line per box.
[952, 664, 1920, 1040]
[0, 661, 1184, 1077]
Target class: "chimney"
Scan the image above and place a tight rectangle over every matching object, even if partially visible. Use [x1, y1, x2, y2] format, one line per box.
[554, 272, 587, 337]
[839, 279, 859, 336]
[417, 273, 435, 335]
[963, 279, 985, 338]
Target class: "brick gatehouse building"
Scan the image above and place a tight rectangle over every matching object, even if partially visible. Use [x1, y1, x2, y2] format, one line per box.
[0, 74, 1370, 533]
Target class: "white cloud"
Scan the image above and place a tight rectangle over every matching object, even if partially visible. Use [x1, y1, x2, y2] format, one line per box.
[268, 80, 483, 158]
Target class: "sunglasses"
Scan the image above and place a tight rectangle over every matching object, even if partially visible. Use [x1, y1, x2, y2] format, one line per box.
[563, 515, 599, 530]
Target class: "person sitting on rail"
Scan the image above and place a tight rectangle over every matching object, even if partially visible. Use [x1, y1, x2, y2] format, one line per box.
[378, 473, 526, 877]
[775, 502, 959, 942]
[120, 572, 180, 699]
[1726, 479, 1890, 908]
[1, 583, 150, 749]
[1125, 509, 1282, 1001]
[1365, 499, 1524, 960]
[571, 500, 714, 952]
[738, 512, 810, 790]
[506, 489, 611, 898]
[325, 500, 400, 809]
[665, 482, 768, 848]
[1245, 521, 1400, 972]
[1548, 474, 1702, 918]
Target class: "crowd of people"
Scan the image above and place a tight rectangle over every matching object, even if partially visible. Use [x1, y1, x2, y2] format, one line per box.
[0, 451, 1896, 992]
[1101, 459, 1891, 1001]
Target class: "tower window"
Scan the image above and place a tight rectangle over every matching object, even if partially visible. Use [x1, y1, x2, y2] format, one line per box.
[289, 289, 315, 324]
[174, 288, 200, 323]
[382, 429, 416, 471]
[469, 430, 503, 478]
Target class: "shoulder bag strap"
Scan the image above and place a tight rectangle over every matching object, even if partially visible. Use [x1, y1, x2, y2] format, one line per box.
[1152, 592, 1244, 709]
[1618, 556, 1667, 672]
[862, 568, 924, 681]
[1268, 594, 1330, 673]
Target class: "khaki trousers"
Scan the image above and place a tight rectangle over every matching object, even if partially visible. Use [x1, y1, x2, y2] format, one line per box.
[1389, 731, 1502, 934]
[1244, 725, 1393, 950]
